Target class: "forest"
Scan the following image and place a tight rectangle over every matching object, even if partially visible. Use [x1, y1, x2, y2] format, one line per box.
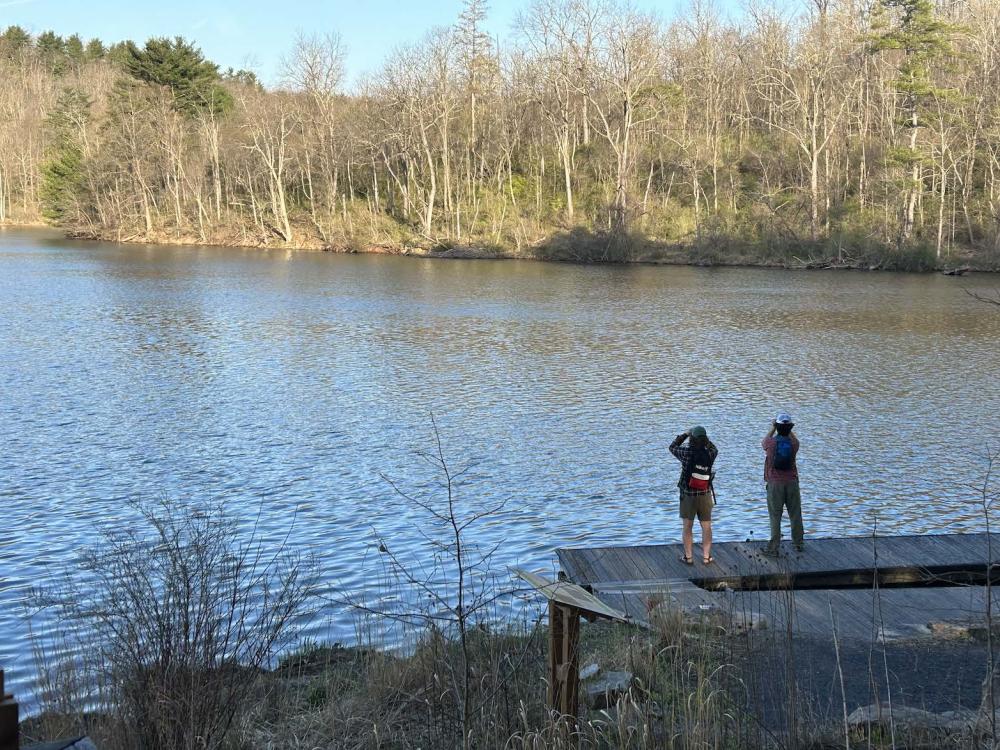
[1, 0, 998, 268]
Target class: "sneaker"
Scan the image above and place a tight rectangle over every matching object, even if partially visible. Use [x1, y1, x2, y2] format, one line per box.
[762, 545, 780, 557]
[794, 543, 805, 552]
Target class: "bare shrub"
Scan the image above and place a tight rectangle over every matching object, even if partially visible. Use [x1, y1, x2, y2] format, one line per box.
[317, 418, 554, 747]
[31, 498, 316, 750]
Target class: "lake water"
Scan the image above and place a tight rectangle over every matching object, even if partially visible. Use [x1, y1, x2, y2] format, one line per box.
[3, 227, 1000, 703]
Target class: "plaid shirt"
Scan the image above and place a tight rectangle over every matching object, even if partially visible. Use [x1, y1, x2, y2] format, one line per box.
[669, 436, 719, 490]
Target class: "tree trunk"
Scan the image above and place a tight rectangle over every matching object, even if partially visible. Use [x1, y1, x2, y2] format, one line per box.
[902, 107, 919, 244]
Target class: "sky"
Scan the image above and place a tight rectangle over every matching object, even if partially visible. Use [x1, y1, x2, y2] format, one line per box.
[0, 0, 739, 88]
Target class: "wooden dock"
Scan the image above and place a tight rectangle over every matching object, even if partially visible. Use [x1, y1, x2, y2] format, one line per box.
[557, 533, 1000, 641]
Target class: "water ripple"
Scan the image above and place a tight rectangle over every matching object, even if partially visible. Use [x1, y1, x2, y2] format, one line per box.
[2, 228, 1000, 705]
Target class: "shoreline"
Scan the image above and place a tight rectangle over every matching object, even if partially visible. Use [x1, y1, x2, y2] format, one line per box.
[18, 621, 995, 747]
[3, 220, 996, 274]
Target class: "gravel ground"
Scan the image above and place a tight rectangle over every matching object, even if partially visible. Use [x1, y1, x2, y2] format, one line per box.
[733, 632, 991, 729]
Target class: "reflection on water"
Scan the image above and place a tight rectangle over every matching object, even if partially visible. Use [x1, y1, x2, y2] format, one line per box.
[2, 227, 1000, 702]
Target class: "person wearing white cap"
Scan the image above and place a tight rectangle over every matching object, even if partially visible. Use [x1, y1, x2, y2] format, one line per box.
[762, 412, 804, 555]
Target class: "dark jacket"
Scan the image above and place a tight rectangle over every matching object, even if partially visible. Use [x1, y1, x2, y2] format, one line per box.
[669, 435, 718, 490]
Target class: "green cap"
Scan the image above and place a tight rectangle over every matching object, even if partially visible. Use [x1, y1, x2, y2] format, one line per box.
[689, 426, 707, 439]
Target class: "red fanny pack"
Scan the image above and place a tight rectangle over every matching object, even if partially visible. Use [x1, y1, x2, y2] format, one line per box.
[688, 472, 711, 492]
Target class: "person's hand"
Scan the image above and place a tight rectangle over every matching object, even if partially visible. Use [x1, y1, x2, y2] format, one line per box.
[676, 432, 688, 442]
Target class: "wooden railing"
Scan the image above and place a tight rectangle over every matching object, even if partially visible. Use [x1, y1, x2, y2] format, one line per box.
[0, 670, 17, 750]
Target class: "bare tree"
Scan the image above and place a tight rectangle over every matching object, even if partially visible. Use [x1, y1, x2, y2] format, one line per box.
[518, 0, 605, 222]
[750, 0, 861, 242]
[588, 3, 664, 240]
[342, 418, 516, 749]
[283, 32, 347, 237]
[4, 3, 999, 266]
[241, 89, 298, 242]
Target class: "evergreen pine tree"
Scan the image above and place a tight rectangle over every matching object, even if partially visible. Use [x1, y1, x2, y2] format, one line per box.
[0, 26, 31, 60]
[222, 67, 263, 90]
[40, 88, 91, 224]
[870, 0, 956, 244]
[456, 0, 491, 144]
[35, 30, 67, 74]
[65, 34, 85, 68]
[123, 36, 232, 116]
[84, 38, 106, 61]
[107, 41, 132, 67]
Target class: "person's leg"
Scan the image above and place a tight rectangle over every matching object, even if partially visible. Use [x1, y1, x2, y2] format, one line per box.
[766, 482, 784, 552]
[787, 481, 804, 548]
[679, 490, 695, 561]
[698, 493, 713, 561]
[682, 518, 695, 560]
[700, 520, 713, 561]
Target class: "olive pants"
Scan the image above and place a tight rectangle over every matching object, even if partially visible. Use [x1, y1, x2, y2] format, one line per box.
[766, 480, 803, 548]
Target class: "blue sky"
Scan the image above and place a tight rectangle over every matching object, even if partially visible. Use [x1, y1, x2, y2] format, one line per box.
[1, 0, 734, 87]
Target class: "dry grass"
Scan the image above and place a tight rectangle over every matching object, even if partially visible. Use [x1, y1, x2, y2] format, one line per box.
[230, 606, 762, 749]
[27, 574, 995, 749]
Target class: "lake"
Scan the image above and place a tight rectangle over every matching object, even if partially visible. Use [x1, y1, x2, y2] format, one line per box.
[2, 227, 999, 703]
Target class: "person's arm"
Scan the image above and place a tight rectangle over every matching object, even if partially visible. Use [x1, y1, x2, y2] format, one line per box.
[669, 432, 688, 460]
[762, 423, 776, 450]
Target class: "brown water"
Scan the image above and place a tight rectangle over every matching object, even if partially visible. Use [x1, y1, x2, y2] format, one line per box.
[2, 227, 999, 702]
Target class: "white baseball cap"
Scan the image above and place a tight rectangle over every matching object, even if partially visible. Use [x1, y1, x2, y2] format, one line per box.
[775, 412, 794, 424]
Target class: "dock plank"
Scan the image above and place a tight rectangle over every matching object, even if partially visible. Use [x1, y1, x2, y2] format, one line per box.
[556, 533, 1000, 641]
[560, 533, 1000, 584]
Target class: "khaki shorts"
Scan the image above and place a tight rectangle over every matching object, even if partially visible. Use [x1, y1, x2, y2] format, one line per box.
[679, 489, 713, 522]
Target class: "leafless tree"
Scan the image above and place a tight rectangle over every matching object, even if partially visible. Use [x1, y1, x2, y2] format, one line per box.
[3, 0, 997, 265]
[338, 417, 521, 749]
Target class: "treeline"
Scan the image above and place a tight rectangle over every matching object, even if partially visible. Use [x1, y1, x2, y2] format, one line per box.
[1, 0, 999, 267]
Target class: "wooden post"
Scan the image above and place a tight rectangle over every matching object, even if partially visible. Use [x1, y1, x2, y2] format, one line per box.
[547, 601, 581, 725]
[518, 568, 626, 732]
[547, 600, 561, 710]
[0, 670, 18, 750]
[561, 603, 581, 720]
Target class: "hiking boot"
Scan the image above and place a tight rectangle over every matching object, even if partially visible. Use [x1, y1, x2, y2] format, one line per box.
[794, 542, 805, 553]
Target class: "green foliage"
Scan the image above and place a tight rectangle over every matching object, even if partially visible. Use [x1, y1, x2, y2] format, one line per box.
[40, 88, 91, 224]
[870, 0, 956, 104]
[123, 36, 232, 116]
[0, 25, 31, 59]
[305, 683, 328, 709]
[222, 67, 262, 90]
[647, 80, 684, 108]
[886, 145, 923, 165]
[106, 41, 132, 67]
[40, 147, 84, 223]
[507, 173, 531, 203]
[65, 34, 85, 68]
[85, 38, 106, 61]
[35, 30, 67, 74]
